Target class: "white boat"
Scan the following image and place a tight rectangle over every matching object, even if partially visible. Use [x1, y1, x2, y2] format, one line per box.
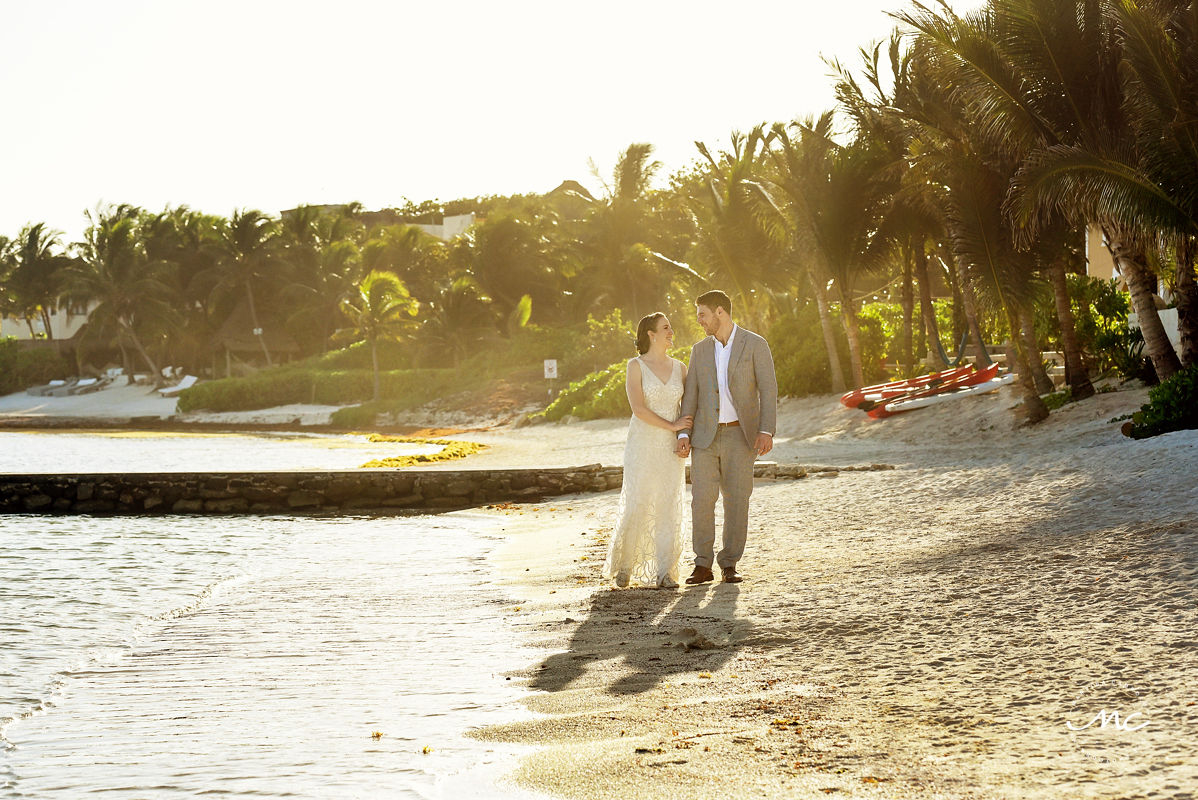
[884, 373, 1016, 413]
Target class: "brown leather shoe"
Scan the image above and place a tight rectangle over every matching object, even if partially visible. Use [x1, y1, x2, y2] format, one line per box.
[722, 566, 743, 583]
[685, 566, 714, 585]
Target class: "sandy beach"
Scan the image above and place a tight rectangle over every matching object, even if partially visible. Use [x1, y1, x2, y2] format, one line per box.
[2, 378, 1195, 797]
[468, 381, 1196, 799]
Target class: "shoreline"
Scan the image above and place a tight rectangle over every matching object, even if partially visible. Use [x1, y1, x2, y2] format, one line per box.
[4, 380, 1196, 796]
[469, 384, 1197, 799]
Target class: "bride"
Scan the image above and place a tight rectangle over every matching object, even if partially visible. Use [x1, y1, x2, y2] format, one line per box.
[602, 312, 692, 589]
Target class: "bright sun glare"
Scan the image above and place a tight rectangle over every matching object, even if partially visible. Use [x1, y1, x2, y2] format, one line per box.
[0, 0, 984, 241]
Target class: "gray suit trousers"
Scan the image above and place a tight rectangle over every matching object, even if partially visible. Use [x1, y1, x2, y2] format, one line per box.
[690, 424, 755, 569]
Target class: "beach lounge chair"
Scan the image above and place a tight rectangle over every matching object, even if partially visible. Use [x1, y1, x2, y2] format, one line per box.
[158, 374, 198, 397]
[26, 379, 71, 396]
[70, 376, 112, 395]
[48, 378, 93, 397]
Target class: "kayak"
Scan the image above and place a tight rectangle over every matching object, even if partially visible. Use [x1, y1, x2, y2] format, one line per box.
[840, 365, 975, 408]
[882, 373, 1016, 413]
[866, 362, 1001, 419]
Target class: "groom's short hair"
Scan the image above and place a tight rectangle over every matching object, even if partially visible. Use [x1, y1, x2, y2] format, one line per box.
[696, 290, 731, 316]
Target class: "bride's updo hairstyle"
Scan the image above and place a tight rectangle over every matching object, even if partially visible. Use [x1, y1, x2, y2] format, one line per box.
[635, 312, 666, 355]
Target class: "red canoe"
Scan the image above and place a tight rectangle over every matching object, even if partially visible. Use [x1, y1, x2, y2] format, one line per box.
[840, 365, 976, 408]
[866, 362, 1000, 419]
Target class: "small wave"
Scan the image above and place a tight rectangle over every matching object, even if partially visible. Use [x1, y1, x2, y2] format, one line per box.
[0, 571, 253, 754]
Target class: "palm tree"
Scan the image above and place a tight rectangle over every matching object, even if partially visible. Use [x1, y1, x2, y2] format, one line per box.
[211, 210, 285, 367]
[456, 211, 565, 331]
[768, 113, 849, 391]
[339, 270, 419, 401]
[62, 209, 176, 383]
[281, 206, 368, 354]
[417, 276, 495, 368]
[0, 237, 19, 331]
[359, 223, 445, 304]
[689, 125, 789, 328]
[9, 223, 71, 340]
[577, 143, 689, 317]
[900, 0, 1180, 383]
[768, 116, 894, 389]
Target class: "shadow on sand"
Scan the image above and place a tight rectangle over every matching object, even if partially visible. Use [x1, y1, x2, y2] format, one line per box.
[531, 581, 753, 696]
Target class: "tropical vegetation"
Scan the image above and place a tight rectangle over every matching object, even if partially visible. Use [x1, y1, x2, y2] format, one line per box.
[2, 0, 1196, 434]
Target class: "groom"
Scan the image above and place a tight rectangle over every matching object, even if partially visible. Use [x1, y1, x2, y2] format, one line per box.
[675, 290, 778, 584]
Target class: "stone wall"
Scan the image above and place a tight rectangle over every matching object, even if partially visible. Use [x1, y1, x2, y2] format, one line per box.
[0, 462, 890, 515]
[0, 465, 622, 515]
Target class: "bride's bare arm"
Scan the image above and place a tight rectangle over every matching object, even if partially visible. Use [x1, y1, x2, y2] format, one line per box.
[626, 359, 692, 432]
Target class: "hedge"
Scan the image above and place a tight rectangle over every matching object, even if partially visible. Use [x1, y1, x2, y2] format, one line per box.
[177, 367, 457, 413]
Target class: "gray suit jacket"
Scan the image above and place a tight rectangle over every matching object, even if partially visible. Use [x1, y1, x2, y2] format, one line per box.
[680, 326, 778, 451]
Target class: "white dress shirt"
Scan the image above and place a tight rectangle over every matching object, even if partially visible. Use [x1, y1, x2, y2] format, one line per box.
[714, 324, 740, 424]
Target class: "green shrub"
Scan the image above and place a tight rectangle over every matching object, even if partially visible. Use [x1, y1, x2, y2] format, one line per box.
[1042, 387, 1072, 411]
[329, 403, 385, 428]
[1126, 365, 1198, 439]
[0, 338, 72, 395]
[769, 304, 845, 396]
[541, 344, 691, 421]
[177, 367, 457, 412]
[308, 340, 412, 371]
[542, 362, 627, 421]
[1067, 275, 1155, 381]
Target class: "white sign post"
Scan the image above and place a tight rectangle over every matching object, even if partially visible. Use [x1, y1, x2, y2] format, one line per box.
[544, 359, 558, 398]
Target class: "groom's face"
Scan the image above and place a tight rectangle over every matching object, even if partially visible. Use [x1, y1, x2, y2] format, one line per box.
[696, 304, 719, 336]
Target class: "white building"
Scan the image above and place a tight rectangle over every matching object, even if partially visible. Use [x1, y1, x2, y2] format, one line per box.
[1086, 224, 1181, 350]
[414, 213, 475, 241]
[0, 303, 91, 342]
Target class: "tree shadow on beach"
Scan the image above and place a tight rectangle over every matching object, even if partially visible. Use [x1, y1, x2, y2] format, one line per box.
[531, 582, 751, 696]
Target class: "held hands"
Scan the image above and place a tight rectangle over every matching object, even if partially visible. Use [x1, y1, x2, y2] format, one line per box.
[672, 415, 694, 459]
[754, 432, 773, 457]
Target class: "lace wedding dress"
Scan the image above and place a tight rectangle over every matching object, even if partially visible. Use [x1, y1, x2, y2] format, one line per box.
[603, 357, 686, 587]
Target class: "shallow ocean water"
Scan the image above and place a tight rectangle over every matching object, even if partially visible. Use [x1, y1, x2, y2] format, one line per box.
[0, 432, 546, 798]
[0, 430, 440, 473]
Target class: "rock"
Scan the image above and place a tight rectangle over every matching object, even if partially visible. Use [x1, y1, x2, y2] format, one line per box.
[286, 490, 323, 509]
[172, 499, 204, 513]
[23, 494, 53, 511]
[671, 627, 724, 651]
[205, 498, 250, 513]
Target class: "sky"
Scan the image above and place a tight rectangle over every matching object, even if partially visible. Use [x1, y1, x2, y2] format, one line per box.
[0, 0, 983, 244]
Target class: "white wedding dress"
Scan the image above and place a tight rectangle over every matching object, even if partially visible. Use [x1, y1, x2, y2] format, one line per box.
[603, 357, 686, 587]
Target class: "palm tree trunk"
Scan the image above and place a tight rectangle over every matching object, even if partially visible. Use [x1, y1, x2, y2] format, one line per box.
[809, 272, 846, 393]
[1174, 236, 1198, 368]
[959, 273, 988, 362]
[948, 259, 964, 351]
[1019, 303, 1055, 395]
[913, 245, 943, 366]
[840, 294, 865, 390]
[245, 283, 274, 368]
[1007, 306, 1049, 425]
[900, 244, 915, 375]
[122, 322, 164, 387]
[1046, 258, 1095, 399]
[1104, 228, 1181, 380]
[41, 307, 54, 340]
[371, 337, 381, 403]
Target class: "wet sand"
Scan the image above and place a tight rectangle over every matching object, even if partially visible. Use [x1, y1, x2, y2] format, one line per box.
[471, 382, 1198, 799]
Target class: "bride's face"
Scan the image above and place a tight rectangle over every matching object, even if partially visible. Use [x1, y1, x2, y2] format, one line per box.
[654, 317, 674, 349]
